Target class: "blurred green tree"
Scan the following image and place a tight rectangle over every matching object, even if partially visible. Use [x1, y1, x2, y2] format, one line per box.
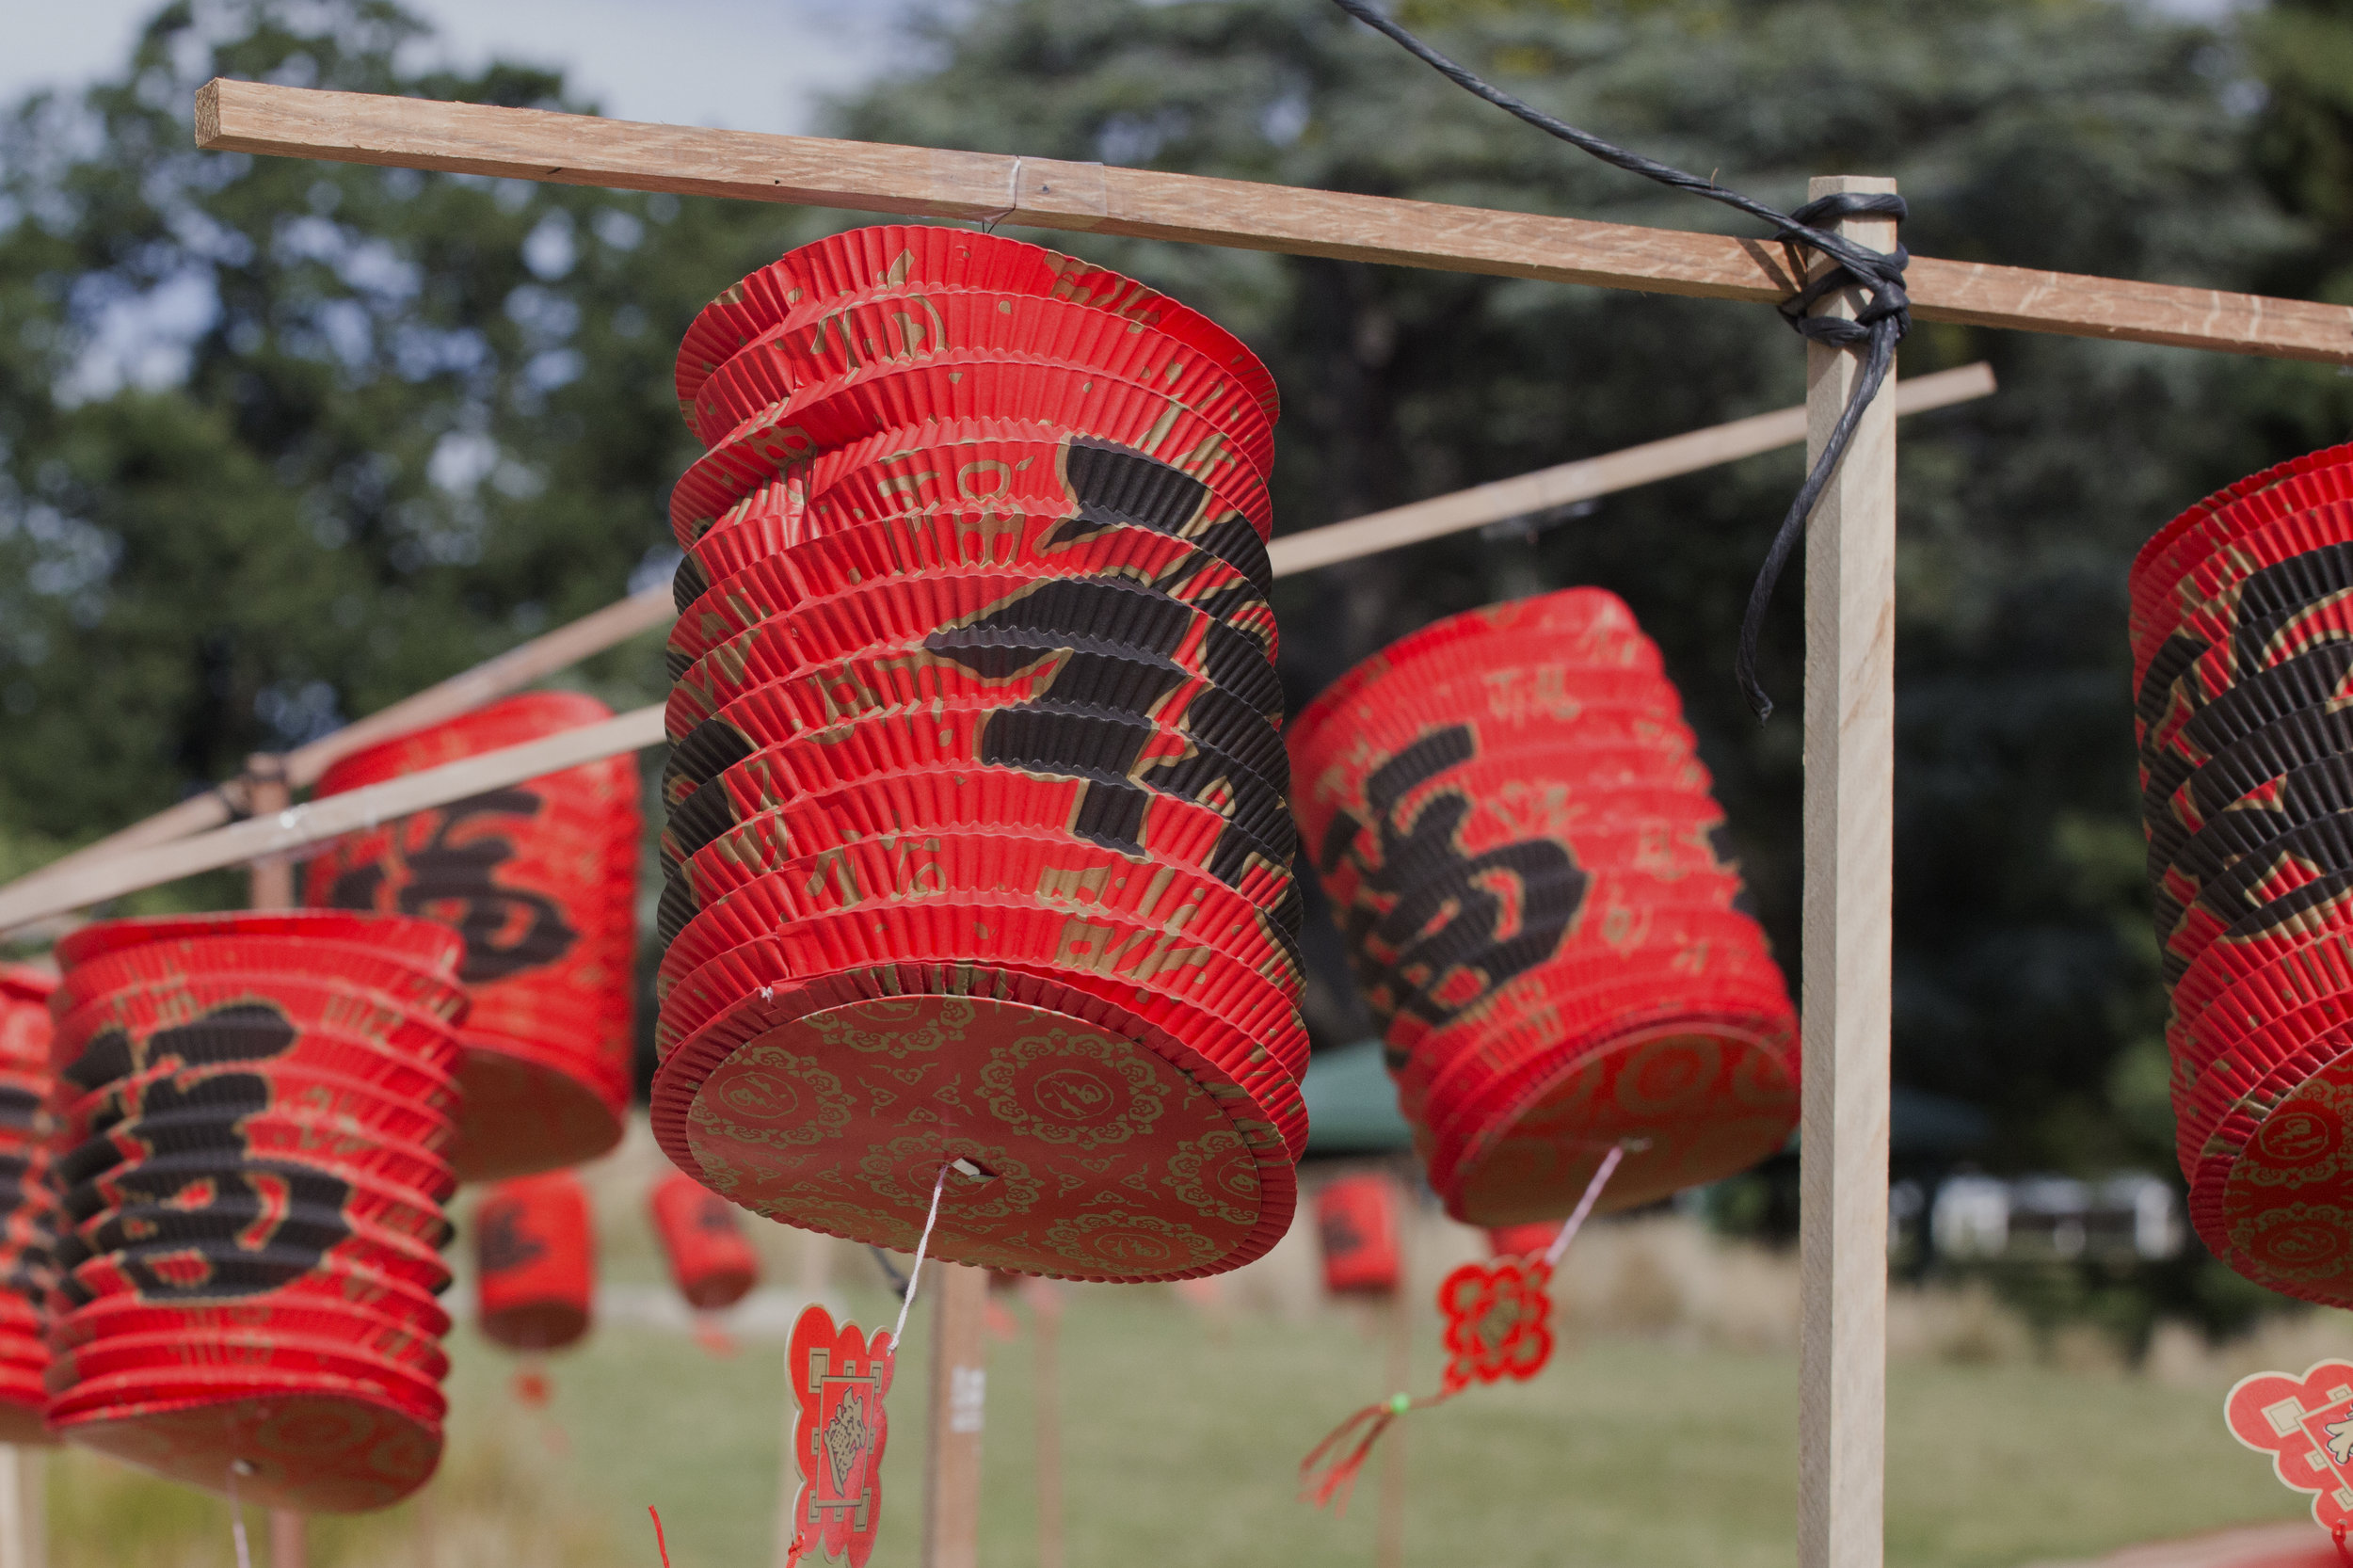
[8, 0, 2353, 1332]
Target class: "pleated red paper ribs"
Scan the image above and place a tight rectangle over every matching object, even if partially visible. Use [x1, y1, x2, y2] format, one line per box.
[648, 226, 1302, 1282]
[304, 691, 639, 1181]
[41, 912, 464, 1512]
[2122, 442, 2353, 1305]
[0, 966, 57, 1443]
[1291, 588, 1799, 1227]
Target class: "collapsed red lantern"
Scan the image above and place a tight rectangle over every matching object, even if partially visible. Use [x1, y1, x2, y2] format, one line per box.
[0, 964, 56, 1444]
[306, 691, 641, 1181]
[1315, 1174, 1402, 1297]
[474, 1171, 595, 1352]
[649, 1171, 760, 1311]
[41, 913, 464, 1512]
[1289, 588, 1800, 1225]
[647, 225, 1306, 1285]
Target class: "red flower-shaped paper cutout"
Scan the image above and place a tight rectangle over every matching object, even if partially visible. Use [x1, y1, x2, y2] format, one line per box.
[1436, 1256, 1554, 1393]
[2225, 1359, 2353, 1529]
[786, 1304, 896, 1568]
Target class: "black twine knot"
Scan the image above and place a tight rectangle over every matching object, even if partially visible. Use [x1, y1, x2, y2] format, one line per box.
[1737, 190, 1911, 720]
[1328, 0, 1913, 719]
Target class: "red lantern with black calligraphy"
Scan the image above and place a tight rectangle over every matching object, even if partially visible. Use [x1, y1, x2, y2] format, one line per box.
[648, 226, 1307, 1285]
[306, 691, 640, 1181]
[40, 913, 464, 1512]
[474, 1171, 594, 1352]
[1289, 588, 1800, 1226]
[2122, 444, 2353, 1306]
[1314, 1173, 1401, 1297]
[649, 1171, 760, 1311]
[0, 965, 56, 1443]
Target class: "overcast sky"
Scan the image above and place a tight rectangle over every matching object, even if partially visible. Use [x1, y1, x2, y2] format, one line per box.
[0, 1, 918, 134]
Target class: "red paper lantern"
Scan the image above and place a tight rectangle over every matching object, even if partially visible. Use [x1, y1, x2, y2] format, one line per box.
[649, 1171, 760, 1311]
[2121, 444, 2353, 1306]
[474, 1171, 594, 1352]
[1315, 1174, 1402, 1297]
[41, 913, 462, 1512]
[1291, 589, 1800, 1225]
[305, 691, 641, 1180]
[0, 965, 56, 1444]
[646, 226, 1305, 1283]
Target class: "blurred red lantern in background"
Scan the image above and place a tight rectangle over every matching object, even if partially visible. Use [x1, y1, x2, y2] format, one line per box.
[648, 1171, 759, 1312]
[1315, 1173, 1402, 1297]
[475, 1171, 594, 1352]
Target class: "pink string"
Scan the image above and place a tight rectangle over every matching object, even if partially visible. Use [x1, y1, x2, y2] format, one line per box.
[2332, 1522, 2350, 1568]
[226, 1463, 253, 1568]
[891, 1160, 956, 1347]
[650, 1505, 673, 1567]
[1543, 1145, 1625, 1268]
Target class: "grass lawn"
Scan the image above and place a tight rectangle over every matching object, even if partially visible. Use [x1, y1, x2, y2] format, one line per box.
[47, 1278, 2304, 1568]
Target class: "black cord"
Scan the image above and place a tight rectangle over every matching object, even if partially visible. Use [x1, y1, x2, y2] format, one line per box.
[1329, 0, 1911, 719]
[868, 1244, 911, 1300]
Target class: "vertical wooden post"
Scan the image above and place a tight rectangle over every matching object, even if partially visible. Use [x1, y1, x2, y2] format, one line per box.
[1023, 1279, 1063, 1568]
[1376, 1184, 1411, 1568]
[245, 759, 295, 911]
[0, 1446, 42, 1568]
[921, 1264, 987, 1568]
[246, 761, 308, 1568]
[1798, 175, 1897, 1568]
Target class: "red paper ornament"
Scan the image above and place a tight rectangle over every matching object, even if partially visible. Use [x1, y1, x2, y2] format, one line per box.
[2225, 1359, 2353, 1530]
[474, 1172, 594, 1352]
[784, 1303, 895, 1568]
[1315, 1174, 1402, 1297]
[1435, 1256, 1555, 1393]
[649, 1171, 760, 1311]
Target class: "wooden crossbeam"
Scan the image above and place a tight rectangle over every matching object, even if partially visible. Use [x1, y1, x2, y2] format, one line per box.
[197, 79, 2353, 365]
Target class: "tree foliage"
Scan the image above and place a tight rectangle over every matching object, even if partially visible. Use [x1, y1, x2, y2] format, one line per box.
[8, 0, 2353, 1323]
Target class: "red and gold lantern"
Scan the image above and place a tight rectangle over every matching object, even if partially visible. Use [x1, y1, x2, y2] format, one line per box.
[649, 1171, 759, 1311]
[1290, 589, 1800, 1226]
[474, 1171, 594, 1352]
[2126, 442, 2353, 1305]
[0, 965, 56, 1443]
[41, 912, 463, 1512]
[1314, 1173, 1402, 1297]
[648, 226, 1305, 1283]
[306, 691, 640, 1180]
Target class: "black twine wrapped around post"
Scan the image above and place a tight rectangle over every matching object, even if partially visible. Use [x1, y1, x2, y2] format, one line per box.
[1328, 0, 1911, 719]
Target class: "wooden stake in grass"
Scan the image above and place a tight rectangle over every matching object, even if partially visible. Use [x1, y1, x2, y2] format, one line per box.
[246, 762, 309, 1568]
[1023, 1279, 1065, 1568]
[0, 1446, 44, 1568]
[922, 1265, 988, 1568]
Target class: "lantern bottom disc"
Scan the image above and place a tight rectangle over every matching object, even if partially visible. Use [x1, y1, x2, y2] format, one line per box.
[51, 1388, 440, 1512]
[674, 992, 1290, 1281]
[452, 1036, 627, 1183]
[1439, 1030, 1799, 1226]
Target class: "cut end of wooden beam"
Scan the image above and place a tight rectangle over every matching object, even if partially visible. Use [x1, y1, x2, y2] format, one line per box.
[194, 79, 221, 147]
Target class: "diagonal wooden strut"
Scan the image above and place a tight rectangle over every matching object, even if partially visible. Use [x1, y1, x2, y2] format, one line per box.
[197, 79, 2353, 364]
[0, 366, 1994, 936]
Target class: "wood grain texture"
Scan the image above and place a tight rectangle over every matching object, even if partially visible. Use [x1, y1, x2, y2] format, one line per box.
[198, 79, 2353, 364]
[1798, 178, 1897, 1568]
[244, 765, 295, 912]
[0, 706, 666, 934]
[921, 1264, 988, 1568]
[1266, 362, 1993, 577]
